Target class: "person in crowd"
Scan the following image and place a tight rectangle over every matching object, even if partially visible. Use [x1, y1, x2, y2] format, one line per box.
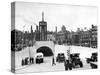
[25, 57, 28, 65]
[30, 57, 32, 64]
[27, 57, 30, 65]
[30, 57, 34, 64]
[31, 57, 34, 64]
[25, 58, 26, 65]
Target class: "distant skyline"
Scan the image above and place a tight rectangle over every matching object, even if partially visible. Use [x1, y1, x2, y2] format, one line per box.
[12, 2, 98, 32]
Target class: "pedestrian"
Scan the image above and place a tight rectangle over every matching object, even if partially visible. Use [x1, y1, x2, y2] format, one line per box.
[32, 57, 34, 64]
[30, 57, 32, 64]
[25, 57, 27, 65]
[64, 59, 72, 70]
[27, 57, 29, 65]
[30, 57, 34, 64]
[21, 58, 24, 66]
[64, 59, 68, 70]
[25, 57, 28, 65]
[52, 56, 56, 66]
[69, 61, 72, 70]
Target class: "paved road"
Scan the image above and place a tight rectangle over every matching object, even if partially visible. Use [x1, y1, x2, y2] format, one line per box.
[16, 57, 92, 73]
[15, 45, 97, 73]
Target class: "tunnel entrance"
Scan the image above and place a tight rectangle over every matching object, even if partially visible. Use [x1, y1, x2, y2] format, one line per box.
[37, 46, 53, 57]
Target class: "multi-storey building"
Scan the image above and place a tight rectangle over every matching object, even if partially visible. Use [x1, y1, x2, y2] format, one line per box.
[91, 25, 97, 48]
[79, 30, 91, 47]
[47, 32, 55, 41]
[56, 25, 69, 44]
[77, 25, 97, 48]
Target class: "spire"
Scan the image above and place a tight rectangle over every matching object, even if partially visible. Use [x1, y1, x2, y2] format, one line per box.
[42, 12, 44, 21]
[56, 26, 57, 33]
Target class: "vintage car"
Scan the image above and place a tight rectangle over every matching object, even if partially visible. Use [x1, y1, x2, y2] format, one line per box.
[56, 53, 65, 62]
[90, 62, 97, 69]
[35, 53, 44, 64]
[86, 52, 97, 63]
[70, 53, 83, 68]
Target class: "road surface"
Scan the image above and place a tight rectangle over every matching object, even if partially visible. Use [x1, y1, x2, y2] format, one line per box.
[14, 45, 97, 73]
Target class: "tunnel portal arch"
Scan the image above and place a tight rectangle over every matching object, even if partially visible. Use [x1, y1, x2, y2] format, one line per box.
[37, 46, 53, 56]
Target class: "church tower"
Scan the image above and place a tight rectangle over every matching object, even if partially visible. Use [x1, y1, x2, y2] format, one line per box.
[39, 12, 47, 41]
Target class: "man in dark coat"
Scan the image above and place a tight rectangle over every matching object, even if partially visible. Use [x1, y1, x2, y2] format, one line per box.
[32, 57, 34, 64]
[64, 59, 72, 70]
[21, 58, 24, 66]
[30, 57, 34, 64]
[52, 56, 56, 66]
[30, 57, 32, 64]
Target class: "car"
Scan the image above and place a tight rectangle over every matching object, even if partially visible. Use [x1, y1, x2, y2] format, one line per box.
[86, 52, 97, 63]
[90, 62, 97, 69]
[70, 53, 83, 68]
[56, 53, 65, 63]
[35, 53, 44, 64]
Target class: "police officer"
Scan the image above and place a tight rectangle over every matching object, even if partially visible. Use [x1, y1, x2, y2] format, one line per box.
[64, 59, 72, 70]
[64, 59, 68, 70]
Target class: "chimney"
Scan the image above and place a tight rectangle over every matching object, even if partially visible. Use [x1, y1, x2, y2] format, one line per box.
[42, 12, 44, 21]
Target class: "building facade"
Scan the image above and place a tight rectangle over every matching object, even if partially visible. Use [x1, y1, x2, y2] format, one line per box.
[76, 25, 97, 48]
[79, 30, 91, 47]
[91, 25, 97, 48]
[47, 32, 55, 41]
[56, 25, 69, 44]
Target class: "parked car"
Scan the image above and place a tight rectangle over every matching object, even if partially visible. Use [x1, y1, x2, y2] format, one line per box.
[90, 62, 97, 69]
[70, 53, 83, 68]
[86, 52, 97, 63]
[56, 53, 65, 63]
[35, 53, 44, 64]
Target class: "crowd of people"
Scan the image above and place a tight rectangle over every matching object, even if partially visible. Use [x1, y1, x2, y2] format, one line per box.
[21, 57, 34, 66]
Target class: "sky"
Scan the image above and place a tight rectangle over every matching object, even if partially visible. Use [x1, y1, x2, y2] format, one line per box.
[12, 2, 98, 32]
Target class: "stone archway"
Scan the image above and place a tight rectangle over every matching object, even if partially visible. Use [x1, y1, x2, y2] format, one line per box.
[37, 46, 53, 56]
